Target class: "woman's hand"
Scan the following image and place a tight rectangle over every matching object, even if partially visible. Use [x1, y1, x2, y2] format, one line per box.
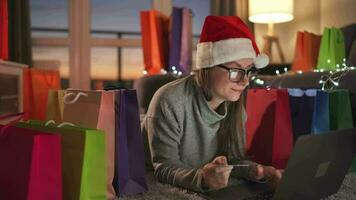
[249, 164, 283, 190]
[201, 156, 233, 190]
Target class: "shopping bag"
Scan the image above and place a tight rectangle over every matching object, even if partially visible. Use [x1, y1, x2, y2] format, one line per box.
[292, 31, 321, 72]
[288, 89, 316, 142]
[140, 10, 170, 74]
[311, 90, 330, 134]
[46, 89, 65, 122]
[0, 0, 8, 60]
[62, 90, 116, 199]
[113, 89, 148, 196]
[329, 89, 354, 130]
[169, 7, 183, 71]
[23, 68, 61, 120]
[317, 28, 346, 70]
[179, 7, 192, 74]
[246, 89, 293, 169]
[17, 120, 107, 200]
[0, 113, 62, 200]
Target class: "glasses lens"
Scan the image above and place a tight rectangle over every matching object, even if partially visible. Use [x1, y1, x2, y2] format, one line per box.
[230, 70, 244, 82]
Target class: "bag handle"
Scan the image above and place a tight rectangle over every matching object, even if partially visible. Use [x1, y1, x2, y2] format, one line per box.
[0, 112, 25, 136]
[44, 120, 75, 127]
[63, 92, 88, 104]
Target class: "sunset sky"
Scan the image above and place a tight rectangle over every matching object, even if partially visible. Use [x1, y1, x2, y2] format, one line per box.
[30, 0, 209, 80]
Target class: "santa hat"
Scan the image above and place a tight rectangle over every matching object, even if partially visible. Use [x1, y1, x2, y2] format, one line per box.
[195, 16, 269, 70]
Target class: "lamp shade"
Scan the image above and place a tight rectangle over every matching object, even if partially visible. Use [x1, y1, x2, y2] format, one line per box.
[249, 0, 294, 24]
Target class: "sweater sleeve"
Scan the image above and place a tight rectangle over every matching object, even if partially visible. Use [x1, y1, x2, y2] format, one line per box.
[144, 100, 205, 192]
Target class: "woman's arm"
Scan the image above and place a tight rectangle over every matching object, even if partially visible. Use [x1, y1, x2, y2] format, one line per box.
[144, 100, 206, 192]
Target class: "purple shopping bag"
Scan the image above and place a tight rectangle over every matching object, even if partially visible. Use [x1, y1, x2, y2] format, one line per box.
[114, 89, 148, 196]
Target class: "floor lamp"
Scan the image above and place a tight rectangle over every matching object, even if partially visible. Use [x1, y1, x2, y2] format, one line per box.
[248, 0, 294, 63]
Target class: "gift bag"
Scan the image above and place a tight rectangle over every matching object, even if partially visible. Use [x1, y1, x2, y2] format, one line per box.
[179, 7, 192, 74]
[246, 89, 293, 169]
[23, 68, 61, 120]
[114, 89, 148, 196]
[0, 0, 8, 60]
[169, 7, 183, 71]
[292, 31, 321, 72]
[62, 90, 116, 199]
[0, 113, 62, 200]
[46, 90, 65, 122]
[317, 28, 346, 70]
[17, 120, 107, 200]
[329, 89, 354, 130]
[311, 90, 330, 134]
[288, 89, 316, 142]
[140, 10, 170, 74]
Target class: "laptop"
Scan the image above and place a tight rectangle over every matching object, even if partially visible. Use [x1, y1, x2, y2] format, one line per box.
[201, 128, 356, 200]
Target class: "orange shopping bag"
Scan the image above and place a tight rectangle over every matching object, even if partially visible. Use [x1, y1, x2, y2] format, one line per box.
[23, 68, 60, 120]
[140, 10, 170, 74]
[292, 31, 321, 72]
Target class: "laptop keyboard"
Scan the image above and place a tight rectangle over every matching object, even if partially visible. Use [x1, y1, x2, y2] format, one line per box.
[243, 190, 274, 200]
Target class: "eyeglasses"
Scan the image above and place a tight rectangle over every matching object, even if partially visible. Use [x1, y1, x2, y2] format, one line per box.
[216, 64, 259, 83]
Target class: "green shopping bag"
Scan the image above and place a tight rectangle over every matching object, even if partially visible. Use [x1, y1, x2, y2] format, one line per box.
[329, 90, 354, 130]
[328, 90, 355, 172]
[16, 121, 107, 200]
[317, 28, 346, 70]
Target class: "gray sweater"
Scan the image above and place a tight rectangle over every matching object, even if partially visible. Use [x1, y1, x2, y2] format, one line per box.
[142, 75, 256, 192]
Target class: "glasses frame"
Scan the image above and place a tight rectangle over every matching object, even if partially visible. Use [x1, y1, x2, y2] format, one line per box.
[216, 64, 259, 83]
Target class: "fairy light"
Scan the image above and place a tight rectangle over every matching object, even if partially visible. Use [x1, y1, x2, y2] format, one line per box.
[171, 66, 176, 71]
[178, 71, 182, 76]
[284, 67, 288, 72]
[143, 70, 148, 75]
[327, 59, 331, 63]
[250, 76, 256, 81]
[160, 69, 167, 74]
[275, 70, 280, 75]
[297, 70, 303, 74]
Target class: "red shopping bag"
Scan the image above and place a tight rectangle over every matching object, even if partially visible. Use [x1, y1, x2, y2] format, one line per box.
[23, 68, 61, 120]
[246, 89, 293, 169]
[0, 113, 62, 200]
[0, 0, 8, 60]
[140, 10, 170, 74]
[292, 31, 321, 72]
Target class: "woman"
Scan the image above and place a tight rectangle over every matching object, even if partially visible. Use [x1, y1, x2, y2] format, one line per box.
[142, 16, 282, 192]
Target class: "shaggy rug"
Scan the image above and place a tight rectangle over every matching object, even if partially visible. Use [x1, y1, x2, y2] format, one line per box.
[117, 172, 356, 200]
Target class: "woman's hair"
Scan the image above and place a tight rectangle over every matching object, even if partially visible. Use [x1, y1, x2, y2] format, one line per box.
[195, 68, 246, 160]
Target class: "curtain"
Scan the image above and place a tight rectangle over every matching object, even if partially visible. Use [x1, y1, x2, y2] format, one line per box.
[0, 0, 8, 60]
[210, 0, 254, 34]
[8, 0, 32, 66]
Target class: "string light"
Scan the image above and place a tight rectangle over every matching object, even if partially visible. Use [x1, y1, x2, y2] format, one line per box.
[160, 69, 167, 74]
[297, 70, 303, 74]
[254, 78, 265, 85]
[275, 70, 280, 75]
[143, 70, 148, 75]
[284, 67, 288, 72]
[178, 71, 182, 76]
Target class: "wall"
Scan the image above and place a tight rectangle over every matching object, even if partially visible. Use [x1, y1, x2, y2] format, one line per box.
[320, 0, 356, 30]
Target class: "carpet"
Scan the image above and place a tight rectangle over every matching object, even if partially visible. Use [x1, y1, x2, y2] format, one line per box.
[117, 172, 356, 200]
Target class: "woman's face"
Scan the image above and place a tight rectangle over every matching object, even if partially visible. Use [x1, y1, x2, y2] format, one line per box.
[210, 58, 253, 102]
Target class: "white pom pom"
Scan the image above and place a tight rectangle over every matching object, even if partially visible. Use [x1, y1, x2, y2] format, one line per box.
[254, 53, 269, 69]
